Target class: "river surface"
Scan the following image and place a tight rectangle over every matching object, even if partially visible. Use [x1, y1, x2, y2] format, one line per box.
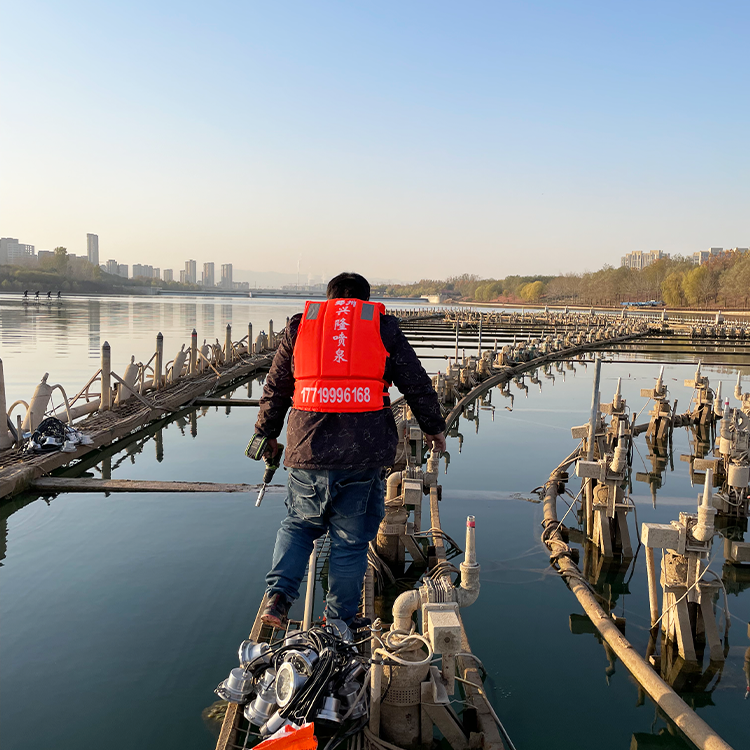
[1, 294, 749, 750]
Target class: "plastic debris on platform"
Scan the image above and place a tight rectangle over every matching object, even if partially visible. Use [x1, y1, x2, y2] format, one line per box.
[24, 417, 94, 454]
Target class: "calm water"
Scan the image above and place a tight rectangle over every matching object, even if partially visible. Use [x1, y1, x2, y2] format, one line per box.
[1, 295, 749, 750]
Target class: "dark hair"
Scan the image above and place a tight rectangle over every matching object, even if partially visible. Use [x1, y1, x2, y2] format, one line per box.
[326, 272, 370, 301]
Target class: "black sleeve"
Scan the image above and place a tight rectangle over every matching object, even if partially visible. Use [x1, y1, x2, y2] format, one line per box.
[254, 315, 300, 439]
[381, 315, 446, 435]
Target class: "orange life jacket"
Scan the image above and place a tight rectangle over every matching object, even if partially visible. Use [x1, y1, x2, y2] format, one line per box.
[292, 299, 389, 413]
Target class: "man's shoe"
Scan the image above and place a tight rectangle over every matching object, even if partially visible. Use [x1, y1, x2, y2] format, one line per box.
[261, 593, 290, 628]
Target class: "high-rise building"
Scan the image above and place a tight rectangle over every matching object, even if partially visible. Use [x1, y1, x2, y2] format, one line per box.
[106, 259, 119, 275]
[203, 262, 215, 287]
[118, 264, 129, 279]
[185, 259, 197, 284]
[133, 264, 154, 279]
[153, 267, 160, 280]
[221, 263, 233, 289]
[180, 270, 187, 284]
[87, 234, 99, 266]
[620, 250, 669, 270]
[163, 269, 173, 282]
[0, 238, 35, 264]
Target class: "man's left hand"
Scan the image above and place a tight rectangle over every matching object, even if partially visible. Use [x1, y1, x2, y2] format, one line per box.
[424, 432, 446, 454]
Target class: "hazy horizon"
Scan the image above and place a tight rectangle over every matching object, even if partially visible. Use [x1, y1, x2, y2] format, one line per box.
[2, 2, 748, 281]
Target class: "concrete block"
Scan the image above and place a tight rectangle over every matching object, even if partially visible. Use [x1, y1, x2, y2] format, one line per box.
[642, 522, 680, 550]
[729, 541, 750, 563]
[576, 460, 604, 480]
[693, 457, 720, 471]
[571, 424, 589, 439]
[402, 478, 423, 507]
[423, 603, 461, 655]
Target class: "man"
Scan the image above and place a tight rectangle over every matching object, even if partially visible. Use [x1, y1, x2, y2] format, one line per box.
[254, 272, 446, 628]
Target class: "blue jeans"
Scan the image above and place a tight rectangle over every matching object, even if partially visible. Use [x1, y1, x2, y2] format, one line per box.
[265, 467, 384, 623]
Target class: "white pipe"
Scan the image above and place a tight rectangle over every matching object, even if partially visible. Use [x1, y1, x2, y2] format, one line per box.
[656, 365, 665, 395]
[391, 589, 420, 632]
[49, 384, 72, 425]
[456, 515, 480, 608]
[385, 471, 403, 502]
[610, 421, 628, 475]
[22, 373, 53, 432]
[694, 468, 716, 542]
[369, 656, 383, 736]
[302, 539, 318, 630]
[53, 399, 100, 422]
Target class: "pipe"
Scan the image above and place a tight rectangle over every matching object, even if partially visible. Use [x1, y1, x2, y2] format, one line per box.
[226, 324, 234, 364]
[22, 373, 53, 432]
[0, 358, 11, 450]
[302, 539, 318, 630]
[542, 478, 733, 750]
[369, 654, 383, 736]
[645, 547, 659, 628]
[391, 589, 420, 632]
[154, 333, 163, 390]
[190, 329, 198, 375]
[656, 365, 665, 396]
[714, 381, 723, 417]
[613, 377, 622, 410]
[385, 472, 403, 502]
[100, 342, 112, 411]
[694, 468, 717, 542]
[115, 356, 139, 405]
[610, 421, 628, 474]
[456, 516, 480, 607]
[586, 356, 602, 463]
[49, 384, 72, 425]
[424, 452, 439, 487]
[53, 399, 100, 422]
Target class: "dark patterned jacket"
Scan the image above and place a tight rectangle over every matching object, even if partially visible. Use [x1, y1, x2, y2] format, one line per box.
[254, 312, 445, 470]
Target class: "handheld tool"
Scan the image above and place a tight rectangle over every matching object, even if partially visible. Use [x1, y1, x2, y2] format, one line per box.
[245, 434, 284, 507]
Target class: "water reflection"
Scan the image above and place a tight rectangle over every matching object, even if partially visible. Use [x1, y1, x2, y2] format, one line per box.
[3, 326, 750, 748]
[88, 298, 100, 356]
[444, 358, 750, 744]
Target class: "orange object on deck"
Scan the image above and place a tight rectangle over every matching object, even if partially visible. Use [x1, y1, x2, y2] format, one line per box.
[254, 722, 317, 750]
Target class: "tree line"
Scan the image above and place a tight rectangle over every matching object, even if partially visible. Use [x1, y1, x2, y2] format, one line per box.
[373, 252, 750, 308]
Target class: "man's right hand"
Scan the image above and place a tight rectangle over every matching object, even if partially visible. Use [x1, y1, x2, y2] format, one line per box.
[424, 432, 446, 454]
[263, 437, 279, 460]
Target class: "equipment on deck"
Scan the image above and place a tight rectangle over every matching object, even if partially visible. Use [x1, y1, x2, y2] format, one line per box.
[216, 624, 369, 741]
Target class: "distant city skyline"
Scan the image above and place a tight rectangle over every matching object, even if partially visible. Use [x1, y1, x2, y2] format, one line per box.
[2, 3, 748, 281]
[5, 230, 750, 285]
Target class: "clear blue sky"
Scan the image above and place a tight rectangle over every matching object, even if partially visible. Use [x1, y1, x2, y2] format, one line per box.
[2, 1, 748, 281]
